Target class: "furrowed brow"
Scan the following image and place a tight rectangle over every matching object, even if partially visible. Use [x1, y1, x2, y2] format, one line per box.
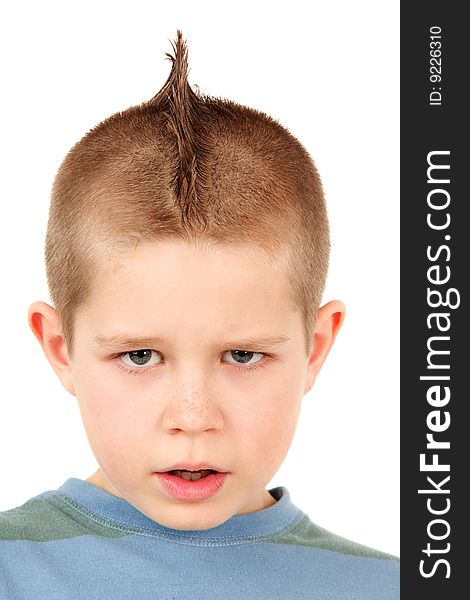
[220, 335, 291, 350]
[93, 335, 165, 350]
[93, 334, 290, 351]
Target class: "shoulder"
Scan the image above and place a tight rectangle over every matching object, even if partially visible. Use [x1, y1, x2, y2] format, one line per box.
[0, 494, 68, 542]
[266, 513, 399, 599]
[0, 490, 94, 542]
[275, 513, 399, 561]
[0, 489, 129, 544]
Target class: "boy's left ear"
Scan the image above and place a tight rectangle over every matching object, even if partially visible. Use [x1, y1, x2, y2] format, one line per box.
[304, 300, 346, 394]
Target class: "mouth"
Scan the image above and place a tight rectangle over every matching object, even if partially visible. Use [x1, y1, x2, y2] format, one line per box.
[155, 465, 229, 500]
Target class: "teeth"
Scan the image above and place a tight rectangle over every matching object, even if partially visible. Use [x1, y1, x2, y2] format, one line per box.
[182, 471, 201, 481]
[171, 469, 215, 481]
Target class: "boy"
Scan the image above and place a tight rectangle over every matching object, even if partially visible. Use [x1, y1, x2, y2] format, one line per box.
[0, 31, 399, 599]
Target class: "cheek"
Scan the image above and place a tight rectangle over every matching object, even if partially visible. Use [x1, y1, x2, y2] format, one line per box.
[73, 364, 152, 455]
[234, 377, 302, 465]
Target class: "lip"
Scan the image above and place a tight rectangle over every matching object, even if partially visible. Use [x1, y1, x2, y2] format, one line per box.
[155, 471, 229, 501]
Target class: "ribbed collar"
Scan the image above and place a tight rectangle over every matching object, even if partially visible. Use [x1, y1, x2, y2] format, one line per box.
[50, 478, 304, 543]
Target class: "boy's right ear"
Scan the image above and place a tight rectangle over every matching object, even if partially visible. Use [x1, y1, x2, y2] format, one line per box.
[28, 301, 76, 396]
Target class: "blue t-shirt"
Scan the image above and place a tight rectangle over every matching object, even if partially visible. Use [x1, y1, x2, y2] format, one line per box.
[0, 478, 399, 599]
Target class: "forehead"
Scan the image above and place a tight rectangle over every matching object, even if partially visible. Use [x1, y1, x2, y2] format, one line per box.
[78, 238, 300, 341]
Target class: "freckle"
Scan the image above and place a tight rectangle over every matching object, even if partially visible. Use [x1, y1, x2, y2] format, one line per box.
[185, 399, 211, 419]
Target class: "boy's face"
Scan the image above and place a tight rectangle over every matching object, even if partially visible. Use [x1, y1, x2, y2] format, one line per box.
[31, 238, 343, 530]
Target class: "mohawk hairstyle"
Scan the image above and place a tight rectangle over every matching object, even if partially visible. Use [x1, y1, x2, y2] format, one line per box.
[45, 30, 330, 357]
[148, 32, 210, 222]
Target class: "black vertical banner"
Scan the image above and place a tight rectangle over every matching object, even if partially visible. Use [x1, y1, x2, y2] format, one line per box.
[401, 3, 466, 599]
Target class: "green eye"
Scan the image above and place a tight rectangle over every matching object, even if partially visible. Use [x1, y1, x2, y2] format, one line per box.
[224, 350, 263, 366]
[122, 349, 159, 368]
[230, 350, 255, 364]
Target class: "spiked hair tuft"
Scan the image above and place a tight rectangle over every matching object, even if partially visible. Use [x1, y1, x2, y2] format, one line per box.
[148, 30, 209, 223]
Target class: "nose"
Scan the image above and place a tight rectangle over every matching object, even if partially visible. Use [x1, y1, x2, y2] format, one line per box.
[162, 376, 224, 434]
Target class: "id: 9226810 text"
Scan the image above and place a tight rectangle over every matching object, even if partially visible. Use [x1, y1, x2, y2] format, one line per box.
[429, 25, 442, 107]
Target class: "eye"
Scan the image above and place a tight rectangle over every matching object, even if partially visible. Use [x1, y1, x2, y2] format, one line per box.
[223, 350, 264, 368]
[121, 349, 161, 369]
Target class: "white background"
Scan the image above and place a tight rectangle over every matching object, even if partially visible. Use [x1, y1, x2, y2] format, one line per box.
[0, 1, 399, 555]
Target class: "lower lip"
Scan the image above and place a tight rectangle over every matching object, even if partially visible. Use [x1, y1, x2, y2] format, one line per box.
[155, 472, 228, 501]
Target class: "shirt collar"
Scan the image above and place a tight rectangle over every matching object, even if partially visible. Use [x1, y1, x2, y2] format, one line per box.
[49, 477, 304, 543]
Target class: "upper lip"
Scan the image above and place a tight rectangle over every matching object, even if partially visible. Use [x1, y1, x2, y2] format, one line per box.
[158, 462, 229, 473]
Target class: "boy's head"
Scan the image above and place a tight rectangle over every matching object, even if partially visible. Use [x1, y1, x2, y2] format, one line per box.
[42, 30, 331, 359]
[29, 31, 345, 530]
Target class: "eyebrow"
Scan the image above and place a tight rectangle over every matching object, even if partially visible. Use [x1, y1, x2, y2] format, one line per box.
[93, 333, 291, 351]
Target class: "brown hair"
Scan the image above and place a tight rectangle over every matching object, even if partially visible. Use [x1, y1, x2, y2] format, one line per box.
[45, 30, 329, 358]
